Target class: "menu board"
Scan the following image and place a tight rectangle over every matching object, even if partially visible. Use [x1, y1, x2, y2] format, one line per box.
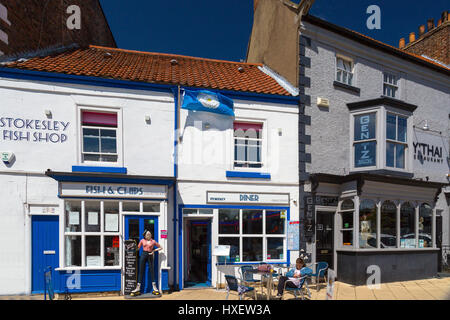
[124, 240, 138, 295]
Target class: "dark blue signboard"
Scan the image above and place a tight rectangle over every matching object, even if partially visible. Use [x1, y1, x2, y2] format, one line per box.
[354, 113, 376, 167]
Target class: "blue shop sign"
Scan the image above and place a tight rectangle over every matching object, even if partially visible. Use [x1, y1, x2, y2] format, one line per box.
[354, 113, 376, 167]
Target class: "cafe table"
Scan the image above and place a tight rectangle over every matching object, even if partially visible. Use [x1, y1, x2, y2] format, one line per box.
[244, 268, 279, 300]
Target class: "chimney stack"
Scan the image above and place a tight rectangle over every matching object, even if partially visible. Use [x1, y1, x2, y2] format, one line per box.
[442, 10, 449, 22]
[437, 19, 442, 27]
[399, 38, 405, 49]
[427, 19, 434, 31]
[409, 32, 416, 43]
[418, 24, 426, 36]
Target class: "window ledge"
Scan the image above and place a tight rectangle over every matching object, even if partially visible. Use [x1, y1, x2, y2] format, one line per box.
[55, 267, 122, 271]
[226, 171, 271, 179]
[333, 81, 361, 94]
[72, 166, 127, 174]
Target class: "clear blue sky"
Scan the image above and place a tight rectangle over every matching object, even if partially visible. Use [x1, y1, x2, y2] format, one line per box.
[100, 0, 449, 62]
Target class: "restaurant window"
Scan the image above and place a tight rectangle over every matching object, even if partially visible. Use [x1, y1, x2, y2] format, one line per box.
[353, 113, 377, 168]
[340, 199, 354, 247]
[386, 113, 407, 169]
[380, 201, 397, 248]
[383, 73, 399, 98]
[400, 202, 416, 248]
[336, 56, 354, 86]
[81, 110, 118, 163]
[217, 208, 286, 262]
[64, 200, 121, 268]
[233, 122, 263, 168]
[419, 203, 433, 248]
[359, 199, 377, 249]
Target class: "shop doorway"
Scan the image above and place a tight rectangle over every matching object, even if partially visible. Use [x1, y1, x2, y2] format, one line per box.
[315, 211, 334, 270]
[124, 215, 159, 294]
[184, 220, 211, 288]
[31, 215, 60, 294]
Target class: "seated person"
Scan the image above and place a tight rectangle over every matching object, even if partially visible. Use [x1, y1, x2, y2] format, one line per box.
[276, 257, 309, 297]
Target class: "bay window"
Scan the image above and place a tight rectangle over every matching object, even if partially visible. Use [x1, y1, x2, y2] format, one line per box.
[359, 199, 377, 249]
[380, 201, 397, 248]
[350, 102, 412, 172]
[339, 199, 354, 247]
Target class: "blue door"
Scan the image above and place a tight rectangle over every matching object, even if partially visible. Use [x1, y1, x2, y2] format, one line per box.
[124, 215, 159, 293]
[32, 216, 60, 294]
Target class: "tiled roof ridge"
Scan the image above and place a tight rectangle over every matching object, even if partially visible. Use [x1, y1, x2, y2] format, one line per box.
[88, 45, 264, 67]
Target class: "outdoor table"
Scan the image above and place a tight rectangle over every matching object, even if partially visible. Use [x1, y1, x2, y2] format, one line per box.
[244, 269, 278, 300]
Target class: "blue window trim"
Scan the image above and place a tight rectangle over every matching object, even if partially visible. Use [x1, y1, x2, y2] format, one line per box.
[72, 166, 127, 174]
[226, 171, 271, 179]
[177, 204, 291, 290]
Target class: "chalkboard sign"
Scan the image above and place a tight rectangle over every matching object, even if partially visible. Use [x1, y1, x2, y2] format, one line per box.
[124, 240, 138, 295]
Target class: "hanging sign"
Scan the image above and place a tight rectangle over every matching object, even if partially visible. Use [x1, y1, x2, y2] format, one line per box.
[413, 131, 448, 173]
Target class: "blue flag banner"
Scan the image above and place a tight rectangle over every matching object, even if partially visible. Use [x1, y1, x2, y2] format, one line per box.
[181, 89, 235, 117]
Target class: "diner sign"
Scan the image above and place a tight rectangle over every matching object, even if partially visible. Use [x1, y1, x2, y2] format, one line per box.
[207, 191, 289, 205]
[60, 182, 167, 199]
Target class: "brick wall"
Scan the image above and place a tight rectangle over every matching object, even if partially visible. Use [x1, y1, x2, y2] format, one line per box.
[0, 0, 116, 56]
[404, 23, 449, 65]
[401, 11, 449, 66]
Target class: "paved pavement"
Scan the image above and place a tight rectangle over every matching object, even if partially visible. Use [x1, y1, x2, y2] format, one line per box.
[2, 277, 448, 300]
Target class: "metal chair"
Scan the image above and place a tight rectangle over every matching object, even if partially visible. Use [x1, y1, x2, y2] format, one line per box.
[310, 262, 328, 291]
[281, 274, 312, 300]
[224, 275, 257, 300]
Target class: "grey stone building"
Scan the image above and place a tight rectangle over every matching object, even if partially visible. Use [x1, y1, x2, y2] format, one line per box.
[248, 0, 450, 284]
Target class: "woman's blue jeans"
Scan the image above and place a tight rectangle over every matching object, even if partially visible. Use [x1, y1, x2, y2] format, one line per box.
[138, 251, 155, 285]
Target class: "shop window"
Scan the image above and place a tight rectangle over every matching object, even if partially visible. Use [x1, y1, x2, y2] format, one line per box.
[336, 56, 354, 86]
[353, 113, 377, 168]
[242, 210, 263, 234]
[105, 236, 120, 266]
[218, 237, 240, 263]
[143, 203, 160, 213]
[219, 209, 239, 234]
[122, 202, 140, 212]
[419, 203, 433, 248]
[359, 199, 377, 249]
[400, 202, 416, 248]
[104, 202, 119, 233]
[65, 236, 81, 267]
[386, 113, 407, 169]
[383, 73, 399, 98]
[64, 200, 121, 268]
[65, 201, 81, 232]
[380, 201, 397, 248]
[81, 110, 118, 163]
[217, 208, 286, 262]
[267, 238, 284, 260]
[340, 199, 354, 247]
[265, 211, 285, 235]
[243, 237, 263, 262]
[85, 201, 101, 232]
[233, 122, 263, 168]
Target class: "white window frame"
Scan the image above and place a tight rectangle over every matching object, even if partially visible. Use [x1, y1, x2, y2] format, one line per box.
[385, 112, 408, 170]
[77, 106, 123, 166]
[383, 72, 399, 98]
[350, 106, 412, 173]
[338, 199, 355, 249]
[335, 55, 354, 86]
[217, 208, 287, 263]
[231, 118, 267, 172]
